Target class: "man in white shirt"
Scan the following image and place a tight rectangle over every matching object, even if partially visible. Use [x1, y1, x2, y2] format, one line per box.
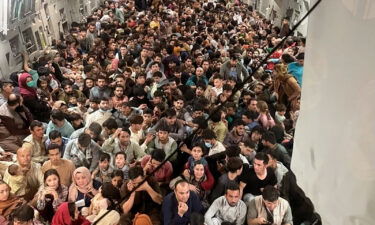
[85, 97, 113, 127]
[129, 115, 145, 145]
[205, 181, 247, 225]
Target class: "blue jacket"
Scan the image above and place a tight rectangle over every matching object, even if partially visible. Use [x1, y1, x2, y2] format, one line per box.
[288, 62, 303, 86]
[162, 191, 203, 225]
[186, 75, 208, 87]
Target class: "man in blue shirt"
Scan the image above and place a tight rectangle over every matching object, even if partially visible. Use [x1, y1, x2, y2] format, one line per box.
[46, 109, 75, 138]
[162, 179, 203, 225]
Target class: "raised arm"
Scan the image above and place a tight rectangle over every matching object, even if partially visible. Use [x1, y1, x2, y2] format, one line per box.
[22, 52, 32, 73]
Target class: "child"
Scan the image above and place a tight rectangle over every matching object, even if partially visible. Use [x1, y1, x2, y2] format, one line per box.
[68, 95, 78, 108]
[6, 164, 27, 196]
[275, 103, 287, 126]
[114, 152, 129, 180]
[87, 97, 100, 114]
[69, 113, 84, 130]
[92, 153, 113, 183]
[183, 144, 208, 177]
[68, 97, 87, 117]
[86, 183, 121, 222]
[110, 170, 124, 190]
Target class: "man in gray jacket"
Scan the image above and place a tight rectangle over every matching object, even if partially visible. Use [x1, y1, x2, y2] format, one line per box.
[220, 54, 249, 83]
[63, 133, 101, 171]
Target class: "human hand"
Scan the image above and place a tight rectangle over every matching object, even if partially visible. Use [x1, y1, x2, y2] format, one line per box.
[182, 169, 190, 179]
[114, 128, 122, 138]
[139, 104, 148, 110]
[177, 202, 188, 217]
[257, 217, 269, 224]
[127, 181, 135, 191]
[45, 188, 58, 199]
[180, 144, 189, 153]
[145, 133, 155, 143]
[143, 160, 152, 174]
[129, 161, 137, 168]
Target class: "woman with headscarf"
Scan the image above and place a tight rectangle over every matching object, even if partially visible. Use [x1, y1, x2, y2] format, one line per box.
[18, 72, 51, 122]
[68, 167, 101, 210]
[0, 181, 25, 221]
[273, 64, 301, 112]
[52, 202, 91, 225]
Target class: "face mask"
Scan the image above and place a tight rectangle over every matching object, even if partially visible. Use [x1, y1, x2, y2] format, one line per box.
[26, 81, 34, 87]
[205, 142, 212, 148]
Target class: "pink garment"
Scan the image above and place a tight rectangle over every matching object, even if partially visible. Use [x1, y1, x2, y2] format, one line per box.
[110, 58, 119, 70]
[18, 73, 37, 98]
[257, 113, 275, 130]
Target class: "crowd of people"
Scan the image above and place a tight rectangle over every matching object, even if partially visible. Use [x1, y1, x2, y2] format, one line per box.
[0, 0, 320, 224]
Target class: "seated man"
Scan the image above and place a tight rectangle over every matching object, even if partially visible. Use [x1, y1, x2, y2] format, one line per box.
[150, 108, 185, 142]
[239, 140, 257, 165]
[205, 182, 247, 225]
[46, 109, 75, 138]
[42, 144, 76, 187]
[113, 102, 141, 127]
[102, 126, 145, 165]
[202, 129, 226, 156]
[129, 115, 145, 145]
[172, 95, 193, 123]
[263, 149, 289, 189]
[85, 97, 113, 127]
[0, 79, 15, 106]
[261, 131, 291, 168]
[22, 120, 48, 164]
[102, 117, 119, 139]
[45, 130, 69, 157]
[141, 148, 173, 185]
[0, 94, 32, 153]
[63, 133, 101, 171]
[121, 166, 163, 225]
[58, 80, 86, 104]
[143, 125, 178, 162]
[162, 179, 203, 225]
[210, 157, 243, 203]
[239, 152, 277, 203]
[3, 147, 44, 201]
[247, 185, 293, 225]
[208, 110, 228, 143]
[70, 121, 102, 143]
[223, 120, 249, 147]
